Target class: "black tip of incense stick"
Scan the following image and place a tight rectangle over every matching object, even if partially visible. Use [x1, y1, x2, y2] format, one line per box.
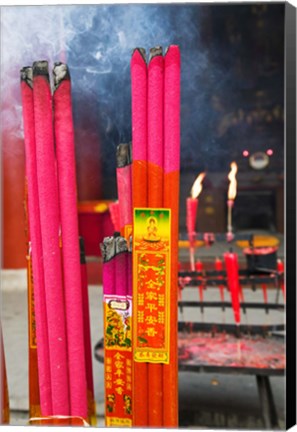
[100, 236, 116, 262]
[132, 47, 147, 63]
[128, 142, 132, 165]
[115, 236, 128, 255]
[32, 60, 49, 81]
[149, 46, 163, 62]
[53, 62, 70, 89]
[20, 66, 33, 88]
[116, 143, 130, 168]
[79, 237, 86, 264]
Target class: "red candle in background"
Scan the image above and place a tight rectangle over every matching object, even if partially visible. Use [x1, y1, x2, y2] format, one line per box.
[186, 172, 206, 271]
[53, 62, 87, 419]
[277, 259, 285, 301]
[20, 66, 53, 416]
[224, 252, 241, 326]
[33, 61, 70, 416]
[215, 257, 225, 304]
[195, 260, 204, 305]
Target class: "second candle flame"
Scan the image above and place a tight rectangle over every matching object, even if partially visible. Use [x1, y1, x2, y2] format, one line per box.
[191, 172, 206, 199]
[228, 162, 238, 200]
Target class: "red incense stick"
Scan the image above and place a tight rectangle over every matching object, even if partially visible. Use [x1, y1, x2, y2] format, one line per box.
[32, 61, 69, 416]
[215, 257, 225, 306]
[163, 44, 180, 427]
[101, 237, 116, 296]
[20, 66, 53, 416]
[109, 202, 121, 233]
[53, 63, 87, 418]
[80, 238, 96, 425]
[147, 46, 164, 427]
[131, 47, 149, 427]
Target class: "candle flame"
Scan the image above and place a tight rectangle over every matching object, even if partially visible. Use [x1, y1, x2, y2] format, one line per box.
[191, 172, 206, 199]
[228, 162, 238, 200]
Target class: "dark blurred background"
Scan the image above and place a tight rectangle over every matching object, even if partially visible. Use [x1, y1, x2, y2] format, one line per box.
[1, 3, 284, 267]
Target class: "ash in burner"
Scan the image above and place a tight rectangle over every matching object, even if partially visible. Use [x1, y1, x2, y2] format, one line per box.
[178, 331, 285, 370]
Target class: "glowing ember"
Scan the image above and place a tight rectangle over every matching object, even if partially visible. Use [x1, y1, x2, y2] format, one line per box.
[190, 172, 206, 199]
[227, 162, 238, 200]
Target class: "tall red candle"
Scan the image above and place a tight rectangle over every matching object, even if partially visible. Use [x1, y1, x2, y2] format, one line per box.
[277, 259, 285, 301]
[53, 63, 87, 418]
[215, 257, 225, 304]
[20, 66, 53, 416]
[224, 252, 241, 325]
[33, 61, 69, 415]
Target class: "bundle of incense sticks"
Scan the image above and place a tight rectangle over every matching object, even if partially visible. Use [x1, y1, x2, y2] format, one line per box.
[116, 143, 133, 239]
[20, 61, 89, 422]
[131, 45, 180, 427]
[101, 236, 132, 427]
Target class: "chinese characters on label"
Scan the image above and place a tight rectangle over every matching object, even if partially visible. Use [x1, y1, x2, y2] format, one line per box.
[104, 295, 132, 427]
[133, 208, 171, 364]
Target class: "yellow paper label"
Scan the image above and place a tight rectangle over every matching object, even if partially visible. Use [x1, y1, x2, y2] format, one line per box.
[104, 295, 132, 426]
[133, 208, 171, 364]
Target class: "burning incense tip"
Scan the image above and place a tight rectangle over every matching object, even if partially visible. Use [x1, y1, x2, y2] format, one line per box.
[132, 47, 147, 62]
[53, 62, 70, 89]
[115, 236, 128, 255]
[190, 172, 206, 199]
[116, 143, 131, 168]
[20, 66, 33, 87]
[100, 236, 116, 262]
[32, 60, 49, 79]
[149, 46, 163, 62]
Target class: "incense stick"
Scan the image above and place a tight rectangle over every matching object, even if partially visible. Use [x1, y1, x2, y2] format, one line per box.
[20, 66, 53, 416]
[33, 60, 70, 416]
[147, 46, 164, 427]
[53, 62, 87, 419]
[79, 238, 97, 426]
[131, 47, 149, 427]
[163, 44, 180, 427]
[116, 143, 133, 238]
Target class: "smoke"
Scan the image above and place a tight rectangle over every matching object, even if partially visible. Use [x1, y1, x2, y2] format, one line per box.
[1, 4, 241, 168]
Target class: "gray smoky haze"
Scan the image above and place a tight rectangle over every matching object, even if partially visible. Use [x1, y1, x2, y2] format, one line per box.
[1, 4, 284, 187]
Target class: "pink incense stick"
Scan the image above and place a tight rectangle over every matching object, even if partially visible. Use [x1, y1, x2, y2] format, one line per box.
[101, 237, 116, 296]
[109, 202, 121, 233]
[147, 46, 164, 427]
[32, 61, 69, 415]
[20, 67, 53, 416]
[116, 144, 133, 232]
[79, 237, 95, 421]
[163, 44, 181, 428]
[131, 48, 148, 210]
[53, 63, 87, 418]
[131, 47, 148, 427]
[115, 236, 128, 297]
